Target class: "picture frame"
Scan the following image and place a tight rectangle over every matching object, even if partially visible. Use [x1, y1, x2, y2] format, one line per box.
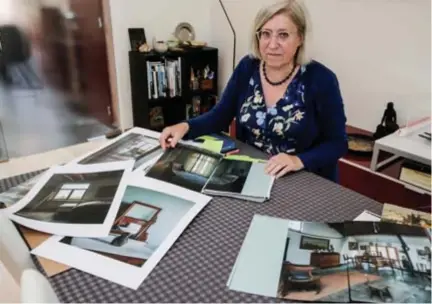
[299, 235, 329, 251]
[32, 175, 212, 290]
[348, 242, 358, 250]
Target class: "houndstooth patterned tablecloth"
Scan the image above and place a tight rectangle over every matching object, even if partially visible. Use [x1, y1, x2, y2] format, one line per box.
[1, 167, 383, 303]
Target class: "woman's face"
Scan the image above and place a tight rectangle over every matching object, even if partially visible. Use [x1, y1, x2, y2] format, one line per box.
[258, 13, 302, 68]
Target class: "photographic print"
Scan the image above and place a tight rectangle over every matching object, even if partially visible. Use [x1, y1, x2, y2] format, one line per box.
[4, 161, 133, 237]
[70, 127, 162, 170]
[145, 143, 222, 192]
[32, 176, 211, 290]
[277, 221, 350, 303]
[204, 159, 251, 193]
[0, 174, 43, 208]
[381, 203, 431, 228]
[344, 221, 431, 303]
[228, 216, 431, 303]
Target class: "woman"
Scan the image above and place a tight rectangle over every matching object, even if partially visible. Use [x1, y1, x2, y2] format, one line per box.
[160, 0, 348, 182]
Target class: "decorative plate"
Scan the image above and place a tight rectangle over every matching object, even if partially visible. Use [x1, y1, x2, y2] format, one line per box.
[347, 133, 375, 156]
[174, 22, 195, 42]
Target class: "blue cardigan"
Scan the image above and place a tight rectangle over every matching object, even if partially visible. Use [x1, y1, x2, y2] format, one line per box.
[186, 55, 348, 182]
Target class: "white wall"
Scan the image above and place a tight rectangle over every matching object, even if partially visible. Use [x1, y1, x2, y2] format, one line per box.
[109, 0, 212, 129]
[210, 0, 431, 132]
[402, 235, 431, 270]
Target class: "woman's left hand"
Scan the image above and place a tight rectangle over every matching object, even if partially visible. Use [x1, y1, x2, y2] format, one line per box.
[265, 153, 304, 178]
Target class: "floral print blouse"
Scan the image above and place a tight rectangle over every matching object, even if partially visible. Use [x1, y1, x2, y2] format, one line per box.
[239, 65, 307, 156]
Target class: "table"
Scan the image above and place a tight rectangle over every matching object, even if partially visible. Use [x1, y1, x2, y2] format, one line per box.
[370, 123, 431, 172]
[1, 142, 383, 303]
[367, 281, 392, 302]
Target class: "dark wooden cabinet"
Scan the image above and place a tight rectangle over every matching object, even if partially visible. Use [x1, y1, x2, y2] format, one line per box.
[338, 160, 431, 212]
[310, 252, 340, 268]
[129, 47, 218, 132]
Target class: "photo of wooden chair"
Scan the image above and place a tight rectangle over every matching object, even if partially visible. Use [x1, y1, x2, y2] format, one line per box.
[280, 262, 322, 296]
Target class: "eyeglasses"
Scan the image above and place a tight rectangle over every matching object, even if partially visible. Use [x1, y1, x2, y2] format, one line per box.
[256, 30, 296, 44]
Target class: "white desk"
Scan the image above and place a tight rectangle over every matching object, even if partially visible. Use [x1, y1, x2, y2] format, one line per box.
[370, 123, 431, 172]
[0, 140, 107, 179]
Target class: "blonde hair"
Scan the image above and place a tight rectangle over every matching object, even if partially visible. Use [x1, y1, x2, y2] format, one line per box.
[250, 0, 312, 65]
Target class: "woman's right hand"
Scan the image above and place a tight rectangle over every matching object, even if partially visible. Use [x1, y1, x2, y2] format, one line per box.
[159, 122, 190, 150]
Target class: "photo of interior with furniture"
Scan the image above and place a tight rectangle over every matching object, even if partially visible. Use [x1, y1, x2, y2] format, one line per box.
[16, 170, 124, 224]
[204, 159, 251, 193]
[343, 222, 431, 303]
[277, 221, 431, 303]
[146, 144, 221, 192]
[78, 132, 161, 169]
[277, 221, 351, 302]
[61, 185, 195, 267]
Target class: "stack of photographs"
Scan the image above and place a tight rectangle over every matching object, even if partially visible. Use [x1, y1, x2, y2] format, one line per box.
[70, 128, 163, 170]
[0, 127, 212, 289]
[145, 143, 274, 202]
[32, 176, 211, 289]
[228, 215, 431, 303]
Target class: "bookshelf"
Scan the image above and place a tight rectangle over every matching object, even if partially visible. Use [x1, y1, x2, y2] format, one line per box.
[129, 47, 218, 132]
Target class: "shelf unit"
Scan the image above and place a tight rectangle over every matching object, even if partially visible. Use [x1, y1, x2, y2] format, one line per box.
[129, 47, 218, 132]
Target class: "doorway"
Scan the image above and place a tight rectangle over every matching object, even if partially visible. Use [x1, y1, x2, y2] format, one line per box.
[0, 0, 116, 159]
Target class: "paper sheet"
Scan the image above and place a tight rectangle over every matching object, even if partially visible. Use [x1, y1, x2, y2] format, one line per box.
[196, 135, 218, 141]
[354, 210, 381, 222]
[68, 127, 162, 171]
[224, 155, 265, 162]
[228, 215, 290, 297]
[32, 175, 212, 290]
[4, 161, 134, 237]
[201, 140, 223, 153]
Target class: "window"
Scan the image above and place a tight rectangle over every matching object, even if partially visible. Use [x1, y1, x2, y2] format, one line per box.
[126, 204, 158, 221]
[184, 153, 218, 177]
[54, 183, 90, 200]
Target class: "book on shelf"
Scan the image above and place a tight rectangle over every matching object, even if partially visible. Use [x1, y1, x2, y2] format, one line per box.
[144, 142, 274, 202]
[398, 159, 431, 192]
[146, 58, 182, 99]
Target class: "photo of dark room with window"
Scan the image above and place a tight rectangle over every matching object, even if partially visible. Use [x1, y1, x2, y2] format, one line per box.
[204, 159, 252, 193]
[277, 221, 431, 303]
[145, 144, 222, 192]
[78, 133, 161, 169]
[15, 170, 124, 224]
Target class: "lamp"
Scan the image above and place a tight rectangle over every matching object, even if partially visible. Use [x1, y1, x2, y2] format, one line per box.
[218, 0, 236, 72]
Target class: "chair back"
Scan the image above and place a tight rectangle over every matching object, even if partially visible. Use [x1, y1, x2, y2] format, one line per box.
[20, 269, 59, 303]
[0, 211, 35, 283]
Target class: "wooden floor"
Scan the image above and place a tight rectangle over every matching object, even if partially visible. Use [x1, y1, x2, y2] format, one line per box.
[281, 270, 380, 301]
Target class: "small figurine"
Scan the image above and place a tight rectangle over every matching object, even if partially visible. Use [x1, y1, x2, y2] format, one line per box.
[373, 102, 400, 139]
[381, 102, 399, 133]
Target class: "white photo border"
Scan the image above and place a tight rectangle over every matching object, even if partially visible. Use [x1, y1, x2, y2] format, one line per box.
[68, 127, 163, 171]
[3, 160, 134, 237]
[32, 174, 212, 290]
